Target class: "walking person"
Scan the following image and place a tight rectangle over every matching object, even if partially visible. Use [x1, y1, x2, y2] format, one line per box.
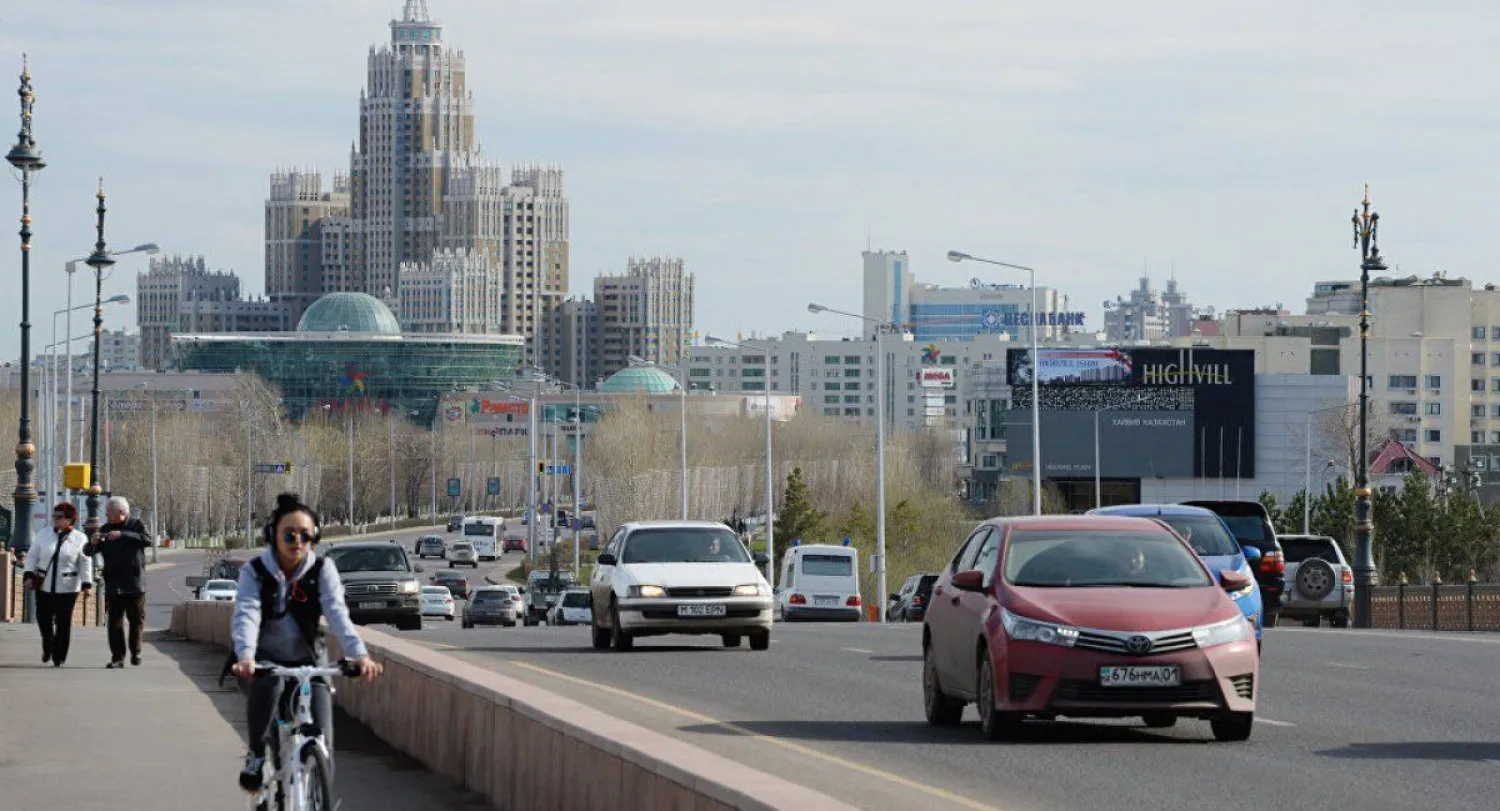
[22, 502, 93, 667]
[87, 496, 154, 668]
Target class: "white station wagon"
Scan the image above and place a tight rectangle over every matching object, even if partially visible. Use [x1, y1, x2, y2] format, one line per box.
[590, 521, 773, 651]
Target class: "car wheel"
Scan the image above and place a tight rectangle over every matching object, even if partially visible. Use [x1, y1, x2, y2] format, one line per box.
[976, 649, 1022, 741]
[722, 634, 742, 648]
[462, 621, 472, 629]
[748, 630, 771, 651]
[1211, 711, 1254, 742]
[445, 615, 454, 621]
[1142, 713, 1176, 729]
[609, 604, 634, 652]
[1262, 606, 1280, 628]
[922, 644, 963, 727]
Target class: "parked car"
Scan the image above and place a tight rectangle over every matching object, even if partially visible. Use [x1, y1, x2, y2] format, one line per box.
[502, 535, 528, 554]
[421, 586, 456, 620]
[775, 543, 862, 622]
[579, 513, 596, 529]
[548, 588, 594, 626]
[448, 541, 479, 568]
[1089, 505, 1264, 648]
[590, 521, 773, 651]
[447, 515, 465, 533]
[1181, 500, 1286, 627]
[323, 540, 424, 631]
[200, 578, 238, 602]
[464, 585, 521, 628]
[922, 515, 1258, 741]
[416, 535, 447, 559]
[431, 570, 470, 600]
[888, 572, 939, 622]
[1276, 534, 1354, 627]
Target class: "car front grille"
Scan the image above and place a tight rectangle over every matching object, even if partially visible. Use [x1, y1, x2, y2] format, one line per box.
[1073, 629, 1198, 656]
[346, 583, 398, 596]
[1230, 674, 1254, 699]
[665, 586, 734, 599]
[641, 607, 761, 620]
[1052, 679, 1219, 704]
[1009, 673, 1043, 703]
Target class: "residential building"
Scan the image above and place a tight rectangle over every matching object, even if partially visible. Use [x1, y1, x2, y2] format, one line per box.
[264, 169, 350, 327]
[550, 297, 601, 388]
[177, 296, 289, 337]
[594, 257, 694, 379]
[861, 249, 1076, 342]
[398, 248, 500, 334]
[1102, 276, 1203, 342]
[136, 255, 243, 371]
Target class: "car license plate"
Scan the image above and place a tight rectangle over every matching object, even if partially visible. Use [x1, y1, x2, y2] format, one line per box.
[358, 601, 385, 610]
[1099, 665, 1180, 687]
[677, 604, 727, 618]
[814, 595, 839, 607]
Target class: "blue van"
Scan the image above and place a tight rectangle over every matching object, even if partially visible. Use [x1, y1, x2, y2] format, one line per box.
[1088, 504, 1264, 647]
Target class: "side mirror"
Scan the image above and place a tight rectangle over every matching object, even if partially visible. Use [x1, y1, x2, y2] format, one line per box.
[889, 593, 901, 603]
[1220, 569, 1253, 593]
[752, 552, 770, 567]
[951, 570, 985, 592]
[1241, 545, 1263, 564]
[597, 553, 617, 567]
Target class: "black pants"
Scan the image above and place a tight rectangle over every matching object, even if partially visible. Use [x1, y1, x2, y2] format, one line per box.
[35, 591, 79, 664]
[106, 592, 146, 661]
[246, 671, 334, 760]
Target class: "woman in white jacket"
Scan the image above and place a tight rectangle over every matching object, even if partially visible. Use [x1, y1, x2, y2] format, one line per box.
[23, 502, 93, 667]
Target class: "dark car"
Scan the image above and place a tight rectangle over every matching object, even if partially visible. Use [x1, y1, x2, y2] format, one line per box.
[502, 535, 528, 553]
[446, 515, 465, 533]
[888, 572, 939, 622]
[432, 571, 470, 600]
[1181, 500, 1286, 627]
[323, 540, 424, 631]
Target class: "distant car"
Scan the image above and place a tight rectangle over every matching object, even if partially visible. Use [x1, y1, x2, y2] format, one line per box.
[448, 541, 479, 569]
[524, 569, 577, 626]
[323, 540, 423, 631]
[922, 515, 1258, 742]
[421, 586, 456, 620]
[1181, 500, 1286, 627]
[431, 571, 470, 600]
[579, 514, 596, 529]
[446, 515, 464, 533]
[200, 579, 238, 602]
[416, 535, 447, 559]
[548, 588, 593, 626]
[1276, 534, 1354, 628]
[502, 535, 528, 554]
[464, 585, 521, 628]
[887, 572, 939, 622]
[775, 543, 862, 622]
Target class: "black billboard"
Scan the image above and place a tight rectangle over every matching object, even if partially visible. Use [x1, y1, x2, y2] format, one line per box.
[1005, 348, 1256, 479]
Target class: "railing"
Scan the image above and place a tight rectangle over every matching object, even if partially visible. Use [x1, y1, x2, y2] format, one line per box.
[1368, 574, 1500, 632]
[4, 556, 103, 625]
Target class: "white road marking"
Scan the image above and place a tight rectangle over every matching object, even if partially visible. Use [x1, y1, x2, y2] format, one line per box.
[1326, 661, 1369, 669]
[842, 647, 874, 654]
[1258, 718, 1296, 727]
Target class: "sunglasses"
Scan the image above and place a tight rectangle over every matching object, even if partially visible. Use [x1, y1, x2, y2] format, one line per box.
[281, 529, 316, 546]
[51, 514, 69, 520]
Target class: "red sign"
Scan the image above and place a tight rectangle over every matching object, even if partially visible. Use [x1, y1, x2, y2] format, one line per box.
[918, 368, 955, 388]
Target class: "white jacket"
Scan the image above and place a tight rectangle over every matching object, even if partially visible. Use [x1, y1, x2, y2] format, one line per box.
[24, 528, 94, 595]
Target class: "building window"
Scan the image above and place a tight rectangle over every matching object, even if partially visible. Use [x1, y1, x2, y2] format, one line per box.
[845, 382, 861, 391]
[1493, 353, 1500, 366]
[1475, 353, 1486, 366]
[1474, 379, 1486, 393]
[742, 381, 764, 391]
[1388, 402, 1417, 415]
[1474, 431, 1485, 444]
[1473, 326, 1487, 340]
[1426, 375, 1442, 390]
[1491, 403, 1500, 418]
[1387, 374, 1417, 389]
[844, 355, 861, 365]
[824, 395, 840, 404]
[824, 356, 841, 364]
[823, 408, 839, 416]
[824, 382, 840, 391]
[1390, 428, 1417, 443]
[843, 369, 861, 378]
[1426, 430, 1442, 443]
[843, 408, 861, 417]
[1425, 402, 1442, 416]
[1492, 432, 1500, 445]
[843, 395, 861, 404]
[941, 356, 957, 366]
[981, 454, 999, 469]
[1492, 326, 1500, 340]
[1474, 404, 1486, 418]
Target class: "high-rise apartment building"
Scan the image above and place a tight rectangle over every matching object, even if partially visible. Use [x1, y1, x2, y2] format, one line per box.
[398, 248, 499, 334]
[862, 249, 1076, 342]
[265, 170, 350, 327]
[593, 257, 695, 379]
[550, 297, 601, 388]
[137, 256, 243, 370]
[1102, 276, 1201, 342]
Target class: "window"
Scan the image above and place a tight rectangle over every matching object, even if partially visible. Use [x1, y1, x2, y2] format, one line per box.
[1474, 431, 1484, 444]
[824, 382, 840, 391]
[1474, 353, 1486, 366]
[1492, 433, 1500, 445]
[1492, 326, 1500, 340]
[1426, 375, 1442, 390]
[1390, 428, 1417, 443]
[1477, 458, 1491, 470]
[1474, 404, 1486, 418]
[1389, 402, 1417, 415]
[843, 369, 861, 378]
[824, 395, 840, 404]
[843, 407, 861, 416]
[952, 528, 991, 573]
[941, 356, 957, 365]
[741, 381, 765, 391]
[1426, 429, 1442, 443]
[741, 367, 764, 377]
[1388, 374, 1417, 389]
[1492, 353, 1500, 366]
[824, 356, 841, 364]
[844, 355, 861, 365]
[1425, 402, 1442, 416]
[1429, 456, 1443, 467]
[1492, 404, 1500, 418]
[1475, 380, 1487, 393]
[1473, 326, 1487, 339]
[801, 554, 853, 577]
[845, 382, 861, 390]
[823, 407, 839, 416]
[843, 395, 861, 404]
[1493, 378, 1500, 392]
[981, 454, 999, 469]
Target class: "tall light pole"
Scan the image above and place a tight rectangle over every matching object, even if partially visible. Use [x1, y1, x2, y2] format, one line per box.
[637, 356, 689, 519]
[1304, 404, 1351, 534]
[948, 250, 1043, 515]
[388, 406, 397, 525]
[83, 182, 114, 537]
[7, 55, 44, 558]
[1351, 186, 1385, 628]
[808, 304, 891, 622]
[50, 295, 127, 509]
[707, 336, 776, 589]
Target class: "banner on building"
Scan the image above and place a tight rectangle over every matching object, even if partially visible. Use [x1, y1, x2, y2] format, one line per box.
[918, 368, 955, 388]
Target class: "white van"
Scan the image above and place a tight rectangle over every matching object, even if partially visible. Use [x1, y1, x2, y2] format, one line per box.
[461, 516, 503, 561]
[775, 543, 862, 622]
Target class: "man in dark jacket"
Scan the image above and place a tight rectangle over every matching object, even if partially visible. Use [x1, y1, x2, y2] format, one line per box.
[86, 496, 153, 668]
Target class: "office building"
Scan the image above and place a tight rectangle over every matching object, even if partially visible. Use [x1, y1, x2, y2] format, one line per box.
[861, 249, 1076, 342]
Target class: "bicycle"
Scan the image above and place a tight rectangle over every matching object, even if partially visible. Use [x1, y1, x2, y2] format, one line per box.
[248, 660, 359, 811]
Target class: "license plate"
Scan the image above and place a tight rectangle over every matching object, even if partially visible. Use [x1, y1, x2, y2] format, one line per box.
[814, 596, 839, 607]
[358, 601, 385, 610]
[1099, 665, 1180, 687]
[677, 604, 727, 618]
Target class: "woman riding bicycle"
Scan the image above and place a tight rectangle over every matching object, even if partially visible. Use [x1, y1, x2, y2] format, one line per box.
[230, 493, 382, 793]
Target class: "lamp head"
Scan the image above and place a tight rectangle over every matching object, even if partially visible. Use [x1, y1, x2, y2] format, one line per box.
[807, 303, 826, 314]
[131, 243, 160, 255]
[946, 250, 971, 263]
[106, 294, 130, 305]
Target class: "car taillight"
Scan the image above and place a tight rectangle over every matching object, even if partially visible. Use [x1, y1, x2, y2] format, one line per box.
[1341, 569, 1353, 583]
[1260, 550, 1285, 574]
[912, 595, 924, 606]
[846, 595, 862, 607]
[789, 593, 807, 605]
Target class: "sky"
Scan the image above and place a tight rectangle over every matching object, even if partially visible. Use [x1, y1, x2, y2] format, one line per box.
[3, 0, 1499, 359]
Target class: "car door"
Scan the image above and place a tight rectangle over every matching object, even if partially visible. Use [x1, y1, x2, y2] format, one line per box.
[949, 529, 1000, 694]
[592, 528, 626, 618]
[892, 576, 914, 619]
[929, 526, 990, 690]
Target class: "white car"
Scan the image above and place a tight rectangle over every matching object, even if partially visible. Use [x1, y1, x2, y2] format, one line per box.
[547, 588, 594, 626]
[448, 541, 479, 569]
[589, 521, 773, 651]
[421, 586, 456, 620]
[201, 579, 237, 602]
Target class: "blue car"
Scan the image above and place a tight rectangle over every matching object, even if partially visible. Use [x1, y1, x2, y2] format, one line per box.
[1087, 504, 1264, 646]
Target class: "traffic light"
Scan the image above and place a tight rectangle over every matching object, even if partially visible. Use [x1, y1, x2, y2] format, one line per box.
[537, 461, 546, 475]
[556, 508, 568, 525]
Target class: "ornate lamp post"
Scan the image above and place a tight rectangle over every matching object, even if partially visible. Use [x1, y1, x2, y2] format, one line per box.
[7, 56, 44, 560]
[1351, 185, 1386, 628]
[83, 182, 115, 536]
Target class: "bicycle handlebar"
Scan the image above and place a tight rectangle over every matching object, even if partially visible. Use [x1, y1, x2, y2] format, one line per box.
[252, 660, 362, 679]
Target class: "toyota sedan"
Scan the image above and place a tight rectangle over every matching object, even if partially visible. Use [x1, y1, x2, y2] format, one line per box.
[922, 515, 1258, 741]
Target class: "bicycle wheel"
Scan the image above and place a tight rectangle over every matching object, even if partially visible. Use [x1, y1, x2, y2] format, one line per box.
[299, 747, 334, 811]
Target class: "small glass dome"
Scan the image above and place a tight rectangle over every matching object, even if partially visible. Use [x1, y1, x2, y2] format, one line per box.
[297, 293, 402, 335]
[598, 364, 681, 394]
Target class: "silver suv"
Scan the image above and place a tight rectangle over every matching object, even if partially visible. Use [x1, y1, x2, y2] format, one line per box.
[1277, 534, 1354, 628]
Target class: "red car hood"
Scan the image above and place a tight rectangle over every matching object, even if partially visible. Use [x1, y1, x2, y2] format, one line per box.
[1007, 585, 1237, 632]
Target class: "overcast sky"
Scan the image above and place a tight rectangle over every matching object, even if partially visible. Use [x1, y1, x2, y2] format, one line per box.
[3, 0, 1498, 359]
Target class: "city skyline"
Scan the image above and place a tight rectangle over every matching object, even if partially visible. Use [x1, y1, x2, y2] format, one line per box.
[6, 0, 1499, 359]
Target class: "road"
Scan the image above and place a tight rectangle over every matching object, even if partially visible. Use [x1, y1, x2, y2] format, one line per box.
[399, 620, 1500, 811]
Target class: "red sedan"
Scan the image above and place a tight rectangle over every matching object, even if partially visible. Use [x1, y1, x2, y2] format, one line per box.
[922, 515, 1259, 741]
[503, 536, 528, 553]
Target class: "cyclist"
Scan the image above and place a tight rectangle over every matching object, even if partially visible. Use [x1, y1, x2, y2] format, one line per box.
[230, 492, 382, 793]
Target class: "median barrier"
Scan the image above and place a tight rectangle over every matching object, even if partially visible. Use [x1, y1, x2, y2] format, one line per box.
[171, 600, 855, 811]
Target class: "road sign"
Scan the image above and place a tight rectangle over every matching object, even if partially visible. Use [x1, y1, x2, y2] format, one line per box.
[447, 478, 461, 498]
[253, 462, 293, 474]
[544, 464, 572, 476]
[486, 477, 500, 496]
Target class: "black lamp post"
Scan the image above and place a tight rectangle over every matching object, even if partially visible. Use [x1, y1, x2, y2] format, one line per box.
[83, 182, 114, 536]
[1351, 185, 1385, 628]
[6, 55, 44, 562]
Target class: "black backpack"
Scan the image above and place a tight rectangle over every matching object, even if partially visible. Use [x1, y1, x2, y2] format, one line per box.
[218, 557, 326, 687]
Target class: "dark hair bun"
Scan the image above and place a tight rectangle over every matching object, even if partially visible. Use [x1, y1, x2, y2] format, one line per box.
[275, 493, 303, 511]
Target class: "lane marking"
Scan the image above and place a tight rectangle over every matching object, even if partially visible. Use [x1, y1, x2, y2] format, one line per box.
[1258, 718, 1296, 728]
[842, 647, 874, 654]
[505, 660, 1005, 811]
[1325, 662, 1368, 670]
[1275, 627, 1500, 645]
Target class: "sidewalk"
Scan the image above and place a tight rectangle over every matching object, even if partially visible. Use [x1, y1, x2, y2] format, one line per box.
[0, 626, 487, 810]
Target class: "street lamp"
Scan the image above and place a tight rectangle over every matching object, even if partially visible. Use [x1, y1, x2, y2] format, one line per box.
[948, 250, 1043, 515]
[50, 295, 129, 497]
[7, 55, 44, 559]
[322, 403, 354, 526]
[808, 303, 891, 623]
[634, 355, 688, 520]
[1304, 404, 1351, 534]
[39, 330, 96, 528]
[1350, 186, 1385, 628]
[82, 182, 114, 537]
[706, 335, 776, 589]
[542, 375, 585, 577]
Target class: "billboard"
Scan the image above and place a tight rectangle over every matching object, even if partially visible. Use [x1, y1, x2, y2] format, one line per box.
[1004, 348, 1256, 479]
[918, 367, 955, 388]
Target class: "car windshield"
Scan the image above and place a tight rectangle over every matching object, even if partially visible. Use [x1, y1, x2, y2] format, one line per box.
[422, 587, 449, 597]
[420, 537, 442, 545]
[802, 554, 853, 577]
[561, 591, 590, 607]
[1281, 537, 1342, 563]
[325, 546, 410, 573]
[1005, 530, 1213, 588]
[471, 591, 504, 604]
[464, 523, 496, 537]
[621, 528, 751, 564]
[451, 543, 472, 551]
[205, 580, 236, 591]
[1153, 516, 1242, 557]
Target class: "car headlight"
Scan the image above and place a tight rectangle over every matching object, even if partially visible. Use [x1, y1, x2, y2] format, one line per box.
[1192, 616, 1252, 647]
[733, 583, 769, 597]
[629, 585, 666, 599]
[1001, 608, 1079, 647]
[398, 581, 419, 594]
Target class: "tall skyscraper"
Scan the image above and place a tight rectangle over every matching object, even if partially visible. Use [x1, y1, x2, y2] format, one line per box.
[593, 257, 695, 379]
[265, 169, 349, 327]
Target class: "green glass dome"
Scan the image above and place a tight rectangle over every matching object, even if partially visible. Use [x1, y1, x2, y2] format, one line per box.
[297, 292, 402, 335]
[598, 364, 681, 394]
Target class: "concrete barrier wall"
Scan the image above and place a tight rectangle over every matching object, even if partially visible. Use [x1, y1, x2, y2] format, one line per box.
[172, 600, 854, 811]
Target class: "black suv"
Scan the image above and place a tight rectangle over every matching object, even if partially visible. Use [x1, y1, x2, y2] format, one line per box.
[887, 572, 939, 622]
[1182, 499, 1286, 627]
[323, 540, 424, 631]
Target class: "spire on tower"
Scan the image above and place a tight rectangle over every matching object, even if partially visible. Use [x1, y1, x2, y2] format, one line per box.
[402, 0, 430, 23]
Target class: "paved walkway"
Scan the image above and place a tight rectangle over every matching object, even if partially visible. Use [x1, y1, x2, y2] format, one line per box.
[0, 625, 488, 810]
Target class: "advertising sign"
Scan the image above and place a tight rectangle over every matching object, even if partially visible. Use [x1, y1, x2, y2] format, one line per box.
[447, 478, 461, 498]
[1009, 349, 1133, 386]
[918, 367, 955, 388]
[486, 478, 500, 496]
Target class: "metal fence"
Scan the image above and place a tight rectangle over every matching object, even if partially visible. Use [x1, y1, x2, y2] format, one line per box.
[1368, 581, 1500, 632]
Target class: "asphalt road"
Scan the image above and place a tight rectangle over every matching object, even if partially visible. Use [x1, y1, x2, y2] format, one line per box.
[402, 621, 1500, 811]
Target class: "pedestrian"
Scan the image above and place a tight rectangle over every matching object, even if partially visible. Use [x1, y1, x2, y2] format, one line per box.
[87, 495, 154, 668]
[22, 502, 93, 667]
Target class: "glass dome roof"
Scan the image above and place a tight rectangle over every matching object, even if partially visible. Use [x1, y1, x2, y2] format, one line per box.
[598, 364, 681, 394]
[296, 292, 403, 335]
